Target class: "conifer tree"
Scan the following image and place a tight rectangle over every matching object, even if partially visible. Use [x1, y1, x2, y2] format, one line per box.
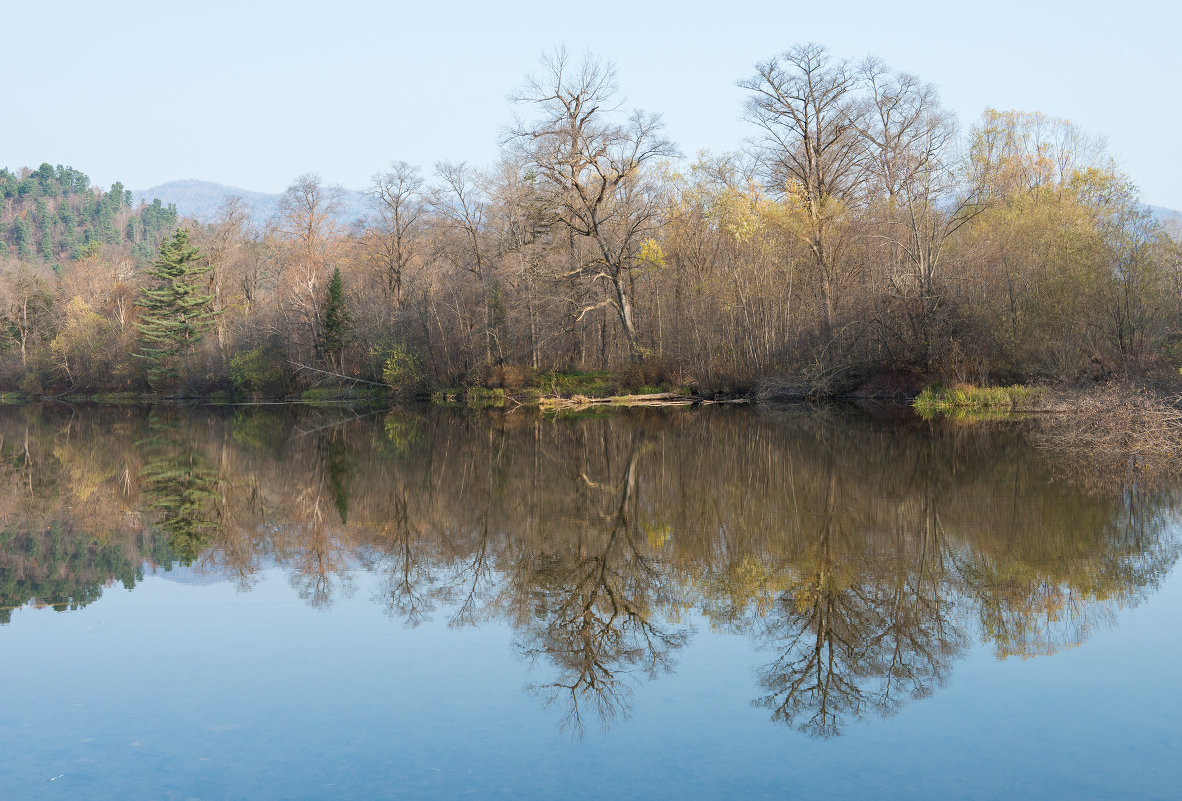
[320, 267, 349, 371]
[135, 228, 217, 386]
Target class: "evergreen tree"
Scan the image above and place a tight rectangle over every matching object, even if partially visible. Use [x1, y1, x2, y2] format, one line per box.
[135, 228, 218, 386]
[320, 267, 349, 370]
[13, 218, 32, 260]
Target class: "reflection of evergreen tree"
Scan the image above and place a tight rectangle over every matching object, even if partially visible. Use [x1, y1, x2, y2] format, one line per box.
[139, 414, 221, 566]
[0, 523, 173, 624]
[322, 432, 353, 524]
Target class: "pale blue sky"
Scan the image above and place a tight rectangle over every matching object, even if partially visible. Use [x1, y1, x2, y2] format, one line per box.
[6, 0, 1180, 207]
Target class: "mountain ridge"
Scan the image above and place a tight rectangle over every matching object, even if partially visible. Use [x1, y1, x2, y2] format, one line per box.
[135, 178, 1182, 229]
[132, 179, 368, 224]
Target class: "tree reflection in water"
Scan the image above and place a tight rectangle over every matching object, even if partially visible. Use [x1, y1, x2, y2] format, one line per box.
[748, 454, 962, 737]
[139, 412, 222, 566]
[514, 435, 688, 732]
[0, 404, 1176, 736]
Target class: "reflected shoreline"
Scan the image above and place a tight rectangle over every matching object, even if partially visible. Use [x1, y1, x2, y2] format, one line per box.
[1, 404, 1177, 736]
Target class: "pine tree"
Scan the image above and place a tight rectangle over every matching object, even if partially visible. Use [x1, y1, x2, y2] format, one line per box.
[320, 267, 349, 371]
[13, 217, 32, 260]
[135, 228, 218, 386]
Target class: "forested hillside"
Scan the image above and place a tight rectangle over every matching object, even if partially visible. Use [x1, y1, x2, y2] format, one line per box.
[1, 164, 178, 267]
[2, 45, 1181, 399]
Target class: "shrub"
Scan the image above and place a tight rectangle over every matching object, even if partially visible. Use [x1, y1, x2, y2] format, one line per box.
[381, 344, 422, 393]
[229, 344, 289, 397]
[487, 363, 536, 391]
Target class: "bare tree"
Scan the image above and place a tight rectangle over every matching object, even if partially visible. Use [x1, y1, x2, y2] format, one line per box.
[741, 43, 864, 340]
[511, 48, 677, 362]
[857, 58, 984, 363]
[364, 161, 425, 309]
[196, 195, 254, 360]
[274, 173, 344, 358]
[430, 161, 496, 364]
[486, 156, 553, 369]
[0, 264, 53, 369]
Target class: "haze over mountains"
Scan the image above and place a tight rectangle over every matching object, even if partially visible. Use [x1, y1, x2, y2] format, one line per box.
[136, 178, 1182, 229]
[1149, 205, 1181, 225]
[132, 179, 369, 224]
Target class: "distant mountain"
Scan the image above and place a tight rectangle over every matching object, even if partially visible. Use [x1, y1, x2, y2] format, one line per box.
[1148, 205, 1181, 225]
[132, 179, 368, 225]
[133, 181, 1182, 230]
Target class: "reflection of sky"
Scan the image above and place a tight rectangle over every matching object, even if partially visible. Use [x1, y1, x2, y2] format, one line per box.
[2, 563, 1179, 800]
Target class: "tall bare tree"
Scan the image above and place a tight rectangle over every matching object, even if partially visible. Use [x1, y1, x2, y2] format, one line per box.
[196, 195, 254, 360]
[364, 161, 425, 310]
[430, 161, 496, 365]
[741, 43, 864, 341]
[274, 173, 344, 359]
[857, 58, 984, 363]
[511, 48, 677, 362]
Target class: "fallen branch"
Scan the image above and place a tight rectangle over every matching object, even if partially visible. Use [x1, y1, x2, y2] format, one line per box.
[538, 392, 748, 410]
[288, 361, 387, 387]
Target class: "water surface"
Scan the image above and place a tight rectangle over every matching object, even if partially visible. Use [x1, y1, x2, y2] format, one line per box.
[1, 404, 1179, 799]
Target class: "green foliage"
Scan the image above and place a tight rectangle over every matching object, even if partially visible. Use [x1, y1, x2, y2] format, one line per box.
[464, 387, 505, 408]
[0, 164, 177, 273]
[322, 435, 353, 524]
[320, 267, 349, 366]
[0, 522, 172, 624]
[230, 410, 289, 452]
[431, 386, 506, 408]
[381, 343, 422, 392]
[539, 370, 618, 398]
[135, 228, 218, 387]
[383, 412, 423, 456]
[13, 217, 32, 259]
[913, 383, 1043, 419]
[298, 386, 388, 404]
[139, 416, 220, 566]
[229, 344, 289, 397]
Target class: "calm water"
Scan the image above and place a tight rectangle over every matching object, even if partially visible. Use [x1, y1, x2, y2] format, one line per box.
[1, 404, 1179, 800]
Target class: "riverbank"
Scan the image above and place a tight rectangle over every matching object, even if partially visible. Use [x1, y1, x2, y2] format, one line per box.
[5, 369, 1180, 427]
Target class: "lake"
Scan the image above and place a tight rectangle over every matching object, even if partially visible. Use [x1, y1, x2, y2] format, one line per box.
[1, 403, 1179, 800]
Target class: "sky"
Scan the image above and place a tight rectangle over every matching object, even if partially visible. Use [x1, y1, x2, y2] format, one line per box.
[5, 0, 1180, 207]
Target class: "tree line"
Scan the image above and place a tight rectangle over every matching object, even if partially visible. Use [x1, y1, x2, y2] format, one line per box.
[3, 44, 1181, 397]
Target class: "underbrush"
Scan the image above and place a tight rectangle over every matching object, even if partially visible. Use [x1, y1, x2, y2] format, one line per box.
[1033, 385, 1182, 487]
